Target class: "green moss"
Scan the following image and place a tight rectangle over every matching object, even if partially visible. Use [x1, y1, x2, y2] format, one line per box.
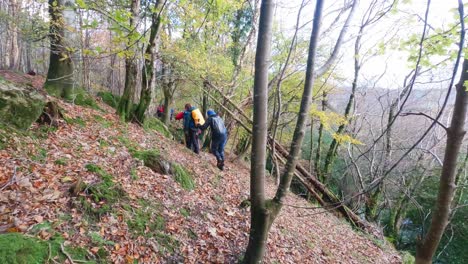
[97, 91, 121, 109]
[124, 200, 178, 254]
[126, 201, 165, 236]
[401, 251, 415, 264]
[31, 148, 47, 163]
[72, 89, 100, 110]
[93, 115, 112, 128]
[54, 158, 68, 166]
[172, 163, 195, 191]
[64, 116, 86, 127]
[0, 233, 94, 264]
[131, 149, 160, 164]
[143, 117, 173, 138]
[179, 208, 190, 218]
[0, 80, 46, 130]
[79, 164, 126, 219]
[89, 232, 115, 246]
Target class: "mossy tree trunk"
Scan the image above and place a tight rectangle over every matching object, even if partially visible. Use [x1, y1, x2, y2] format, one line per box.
[117, 0, 140, 121]
[243, 0, 275, 262]
[135, 0, 164, 123]
[416, 54, 468, 264]
[315, 91, 326, 181]
[44, 0, 76, 100]
[244, 0, 324, 262]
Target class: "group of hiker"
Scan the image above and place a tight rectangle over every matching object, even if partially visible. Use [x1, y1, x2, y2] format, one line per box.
[174, 103, 227, 170]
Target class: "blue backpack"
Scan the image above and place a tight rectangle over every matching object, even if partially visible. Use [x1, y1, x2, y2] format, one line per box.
[212, 116, 226, 134]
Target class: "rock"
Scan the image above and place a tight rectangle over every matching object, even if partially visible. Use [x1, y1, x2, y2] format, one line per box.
[0, 78, 46, 130]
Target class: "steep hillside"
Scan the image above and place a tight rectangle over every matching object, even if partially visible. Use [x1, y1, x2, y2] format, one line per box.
[0, 89, 402, 263]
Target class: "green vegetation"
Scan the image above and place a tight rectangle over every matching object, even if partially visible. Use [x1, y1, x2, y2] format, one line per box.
[54, 157, 68, 166]
[64, 116, 86, 127]
[93, 114, 112, 128]
[0, 79, 46, 130]
[32, 148, 47, 163]
[79, 164, 126, 219]
[179, 207, 190, 218]
[97, 91, 121, 109]
[172, 163, 195, 190]
[89, 232, 115, 246]
[73, 89, 100, 110]
[0, 233, 93, 264]
[143, 117, 173, 138]
[125, 200, 179, 254]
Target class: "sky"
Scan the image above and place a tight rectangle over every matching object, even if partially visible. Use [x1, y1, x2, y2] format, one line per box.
[274, 0, 462, 90]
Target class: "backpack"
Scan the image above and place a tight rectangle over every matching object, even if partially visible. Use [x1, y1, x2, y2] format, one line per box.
[191, 108, 205, 126]
[211, 116, 226, 134]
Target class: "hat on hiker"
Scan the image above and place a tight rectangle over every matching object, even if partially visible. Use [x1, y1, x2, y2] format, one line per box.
[207, 109, 216, 117]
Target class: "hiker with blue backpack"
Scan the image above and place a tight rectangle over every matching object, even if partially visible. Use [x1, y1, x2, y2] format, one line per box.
[199, 109, 227, 170]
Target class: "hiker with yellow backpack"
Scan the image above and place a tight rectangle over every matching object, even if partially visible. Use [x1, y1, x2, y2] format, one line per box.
[182, 103, 205, 154]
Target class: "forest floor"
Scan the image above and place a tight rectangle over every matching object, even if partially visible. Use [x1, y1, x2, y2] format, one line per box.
[0, 72, 401, 263]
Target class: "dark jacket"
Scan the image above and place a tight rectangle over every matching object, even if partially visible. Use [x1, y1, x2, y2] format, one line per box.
[183, 106, 198, 130]
[200, 115, 226, 136]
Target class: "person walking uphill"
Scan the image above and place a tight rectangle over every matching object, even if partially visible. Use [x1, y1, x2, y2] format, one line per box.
[184, 103, 205, 154]
[199, 110, 227, 170]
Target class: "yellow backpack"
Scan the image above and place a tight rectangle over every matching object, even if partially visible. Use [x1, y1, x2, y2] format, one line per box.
[191, 108, 205, 126]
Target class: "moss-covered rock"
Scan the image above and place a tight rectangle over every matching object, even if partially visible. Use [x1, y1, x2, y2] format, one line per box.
[0, 78, 46, 130]
[132, 149, 173, 175]
[144, 117, 173, 139]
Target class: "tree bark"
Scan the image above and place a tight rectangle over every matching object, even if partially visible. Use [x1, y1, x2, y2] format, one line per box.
[8, 0, 20, 71]
[415, 57, 468, 263]
[135, 0, 164, 123]
[117, 0, 140, 121]
[44, 0, 76, 100]
[243, 0, 275, 262]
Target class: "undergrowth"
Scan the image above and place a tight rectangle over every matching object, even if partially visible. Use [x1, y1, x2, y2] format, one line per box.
[124, 200, 179, 254]
[172, 163, 195, 190]
[143, 117, 172, 138]
[0, 233, 93, 264]
[79, 164, 125, 219]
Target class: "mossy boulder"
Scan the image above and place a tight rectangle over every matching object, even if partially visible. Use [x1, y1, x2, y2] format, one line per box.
[144, 117, 173, 139]
[0, 78, 46, 130]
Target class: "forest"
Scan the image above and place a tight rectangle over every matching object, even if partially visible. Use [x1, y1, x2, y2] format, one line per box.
[0, 0, 467, 263]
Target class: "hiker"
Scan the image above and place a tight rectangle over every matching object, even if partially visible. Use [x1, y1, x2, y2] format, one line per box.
[156, 105, 164, 118]
[199, 109, 227, 170]
[183, 103, 205, 154]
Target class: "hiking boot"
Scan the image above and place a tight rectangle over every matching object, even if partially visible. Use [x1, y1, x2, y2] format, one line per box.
[216, 160, 223, 170]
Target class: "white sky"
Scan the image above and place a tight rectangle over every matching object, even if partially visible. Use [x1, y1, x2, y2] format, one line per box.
[275, 0, 461, 89]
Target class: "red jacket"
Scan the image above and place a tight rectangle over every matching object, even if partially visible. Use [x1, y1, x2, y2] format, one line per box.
[175, 111, 184, 120]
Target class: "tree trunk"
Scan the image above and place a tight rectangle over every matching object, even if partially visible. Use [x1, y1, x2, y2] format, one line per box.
[245, 0, 325, 262]
[415, 57, 468, 263]
[162, 84, 172, 125]
[44, 0, 76, 100]
[117, 0, 140, 121]
[243, 0, 275, 262]
[315, 91, 327, 181]
[135, 0, 163, 123]
[8, 0, 20, 71]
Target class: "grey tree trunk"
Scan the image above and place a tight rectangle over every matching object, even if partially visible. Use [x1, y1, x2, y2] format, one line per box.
[244, 0, 325, 263]
[44, 0, 77, 100]
[415, 57, 468, 263]
[243, 0, 275, 263]
[8, 0, 20, 71]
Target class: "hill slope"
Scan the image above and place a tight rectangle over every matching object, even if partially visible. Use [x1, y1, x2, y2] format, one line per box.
[0, 93, 401, 263]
